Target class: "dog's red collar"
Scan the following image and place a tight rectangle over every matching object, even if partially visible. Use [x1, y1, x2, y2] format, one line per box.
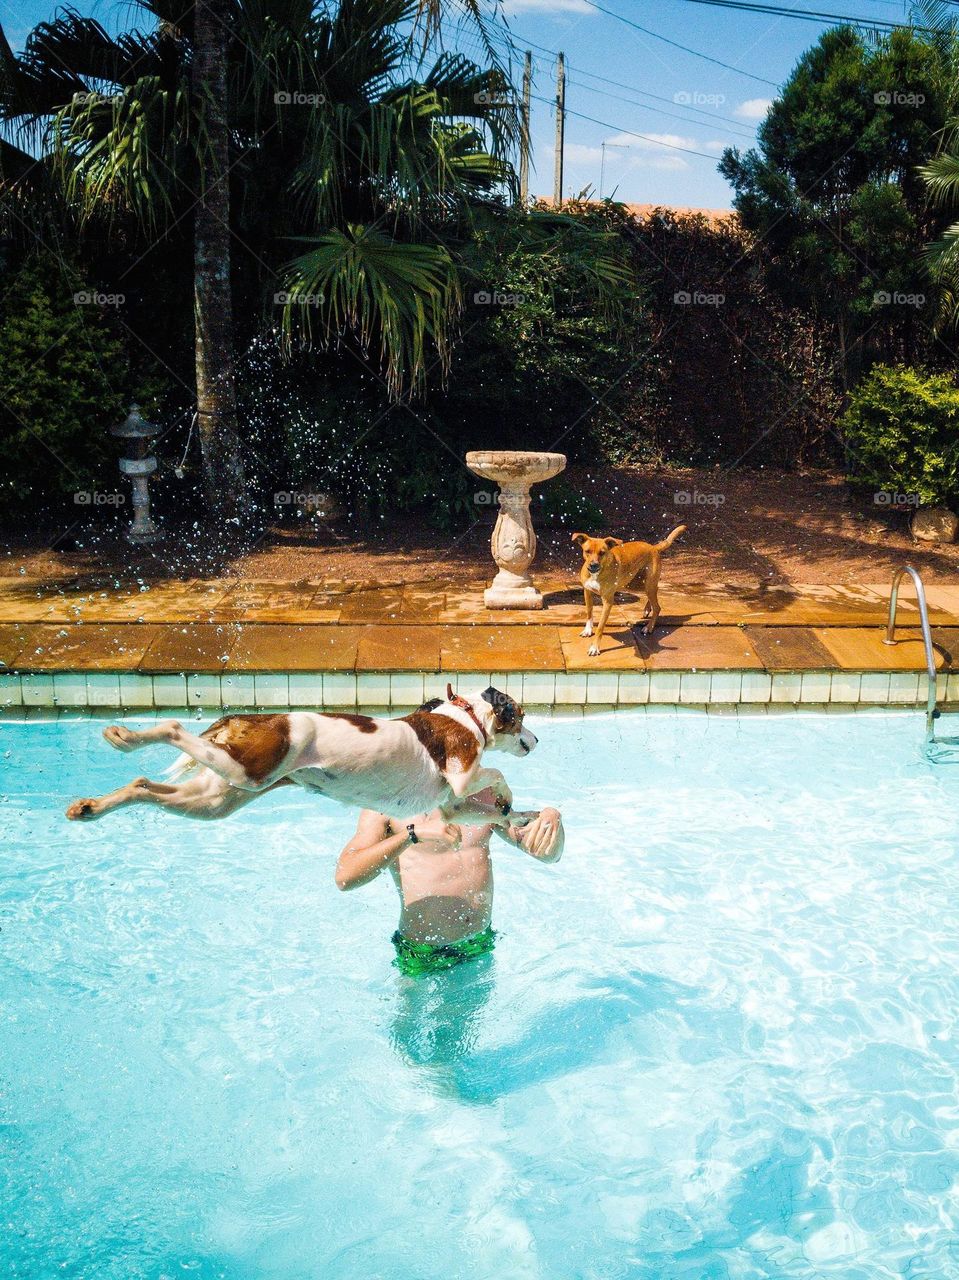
[445, 683, 489, 745]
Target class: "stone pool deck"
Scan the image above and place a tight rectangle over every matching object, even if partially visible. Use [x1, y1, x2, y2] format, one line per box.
[3, 574, 959, 710]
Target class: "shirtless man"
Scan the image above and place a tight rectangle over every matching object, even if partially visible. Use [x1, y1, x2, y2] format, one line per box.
[336, 788, 564, 976]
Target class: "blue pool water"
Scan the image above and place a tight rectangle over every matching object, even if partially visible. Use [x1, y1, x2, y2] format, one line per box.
[3, 710, 959, 1279]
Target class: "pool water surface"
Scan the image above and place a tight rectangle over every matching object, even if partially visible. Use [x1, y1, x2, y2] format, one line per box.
[3, 710, 959, 1279]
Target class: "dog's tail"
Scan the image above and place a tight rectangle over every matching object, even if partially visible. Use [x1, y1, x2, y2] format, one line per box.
[162, 753, 197, 781]
[656, 524, 687, 551]
[161, 713, 231, 780]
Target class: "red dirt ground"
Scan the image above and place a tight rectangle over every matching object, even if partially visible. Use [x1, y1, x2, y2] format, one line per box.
[3, 465, 958, 588]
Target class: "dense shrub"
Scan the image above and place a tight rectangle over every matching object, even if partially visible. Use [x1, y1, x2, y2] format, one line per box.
[0, 255, 129, 505]
[602, 206, 843, 469]
[841, 364, 959, 505]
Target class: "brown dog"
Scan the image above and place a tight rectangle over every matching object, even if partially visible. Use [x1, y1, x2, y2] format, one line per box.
[572, 525, 686, 655]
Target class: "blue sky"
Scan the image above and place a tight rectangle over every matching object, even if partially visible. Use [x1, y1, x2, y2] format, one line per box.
[480, 0, 914, 207]
[1, 0, 914, 207]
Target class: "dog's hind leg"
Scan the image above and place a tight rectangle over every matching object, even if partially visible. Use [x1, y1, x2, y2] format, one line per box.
[103, 721, 182, 753]
[66, 773, 268, 821]
[642, 565, 662, 634]
[104, 717, 291, 791]
[67, 775, 181, 821]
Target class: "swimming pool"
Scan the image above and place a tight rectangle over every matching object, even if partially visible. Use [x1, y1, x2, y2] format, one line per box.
[3, 710, 959, 1279]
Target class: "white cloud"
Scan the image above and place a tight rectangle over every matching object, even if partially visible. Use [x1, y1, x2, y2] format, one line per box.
[560, 140, 686, 175]
[735, 98, 773, 121]
[636, 153, 689, 172]
[504, 0, 594, 11]
[564, 142, 604, 164]
[703, 140, 728, 153]
[625, 132, 699, 152]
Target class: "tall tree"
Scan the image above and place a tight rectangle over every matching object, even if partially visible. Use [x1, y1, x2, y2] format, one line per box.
[192, 0, 247, 523]
[720, 25, 948, 391]
[0, 0, 519, 527]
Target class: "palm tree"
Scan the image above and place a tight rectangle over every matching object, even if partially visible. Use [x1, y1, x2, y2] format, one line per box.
[912, 1, 959, 328]
[0, 0, 519, 522]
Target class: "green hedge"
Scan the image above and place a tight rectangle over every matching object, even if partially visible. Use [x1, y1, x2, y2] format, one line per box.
[841, 364, 959, 507]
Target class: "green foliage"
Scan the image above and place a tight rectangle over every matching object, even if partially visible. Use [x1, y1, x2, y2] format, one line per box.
[720, 25, 949, 385]
[442, 203, 642, 455]
[841, 363, 959, 505]
[0, 254, 129, 503]
[2, 0, 520, 395]
[281, 225, 461, 395]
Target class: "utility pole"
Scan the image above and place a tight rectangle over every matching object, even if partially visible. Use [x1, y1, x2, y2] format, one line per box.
[553, 51, 565, 207]
[519, 50, 532, 205]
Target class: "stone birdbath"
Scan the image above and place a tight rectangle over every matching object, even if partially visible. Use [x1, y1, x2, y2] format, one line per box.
[465, 450, 566, 608]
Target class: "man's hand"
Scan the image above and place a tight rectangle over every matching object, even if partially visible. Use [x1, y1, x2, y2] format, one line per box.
[409, 815, 463, 849]
[513, 807, 562, 860]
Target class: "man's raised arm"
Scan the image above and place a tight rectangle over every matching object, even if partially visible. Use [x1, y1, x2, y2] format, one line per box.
[335, 810, 463, 890]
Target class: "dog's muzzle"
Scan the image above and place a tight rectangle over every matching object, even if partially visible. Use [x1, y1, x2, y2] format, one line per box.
[588, 562, 601, 573]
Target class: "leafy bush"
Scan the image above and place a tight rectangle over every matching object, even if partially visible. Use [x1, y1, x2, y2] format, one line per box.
[0, 254, 133, 507]
[841, 364, 959, 506]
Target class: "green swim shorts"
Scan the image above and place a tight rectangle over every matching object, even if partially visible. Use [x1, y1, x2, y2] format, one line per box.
[391, 925, 496, 977]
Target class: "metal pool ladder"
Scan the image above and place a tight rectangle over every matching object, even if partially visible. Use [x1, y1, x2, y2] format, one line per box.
[883, 564, 938, 746]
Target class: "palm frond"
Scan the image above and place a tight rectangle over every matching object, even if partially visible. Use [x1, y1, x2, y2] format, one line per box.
[280, 222, 461, 393]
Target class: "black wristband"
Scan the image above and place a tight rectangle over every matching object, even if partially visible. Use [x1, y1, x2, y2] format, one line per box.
[406, 823, 419, 844]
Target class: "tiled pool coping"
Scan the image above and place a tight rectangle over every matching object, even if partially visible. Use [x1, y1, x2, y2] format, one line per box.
[0, 668, 955, 711]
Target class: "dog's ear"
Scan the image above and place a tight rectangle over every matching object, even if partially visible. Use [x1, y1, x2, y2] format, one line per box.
[604, 537, 623, 549]
[483, 685, 517, 727]
[571, 532, 588, 547]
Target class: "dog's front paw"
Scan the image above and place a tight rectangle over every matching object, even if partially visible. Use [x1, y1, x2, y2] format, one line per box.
[587, 643, 600, 657]
[580, 622, 593, 638]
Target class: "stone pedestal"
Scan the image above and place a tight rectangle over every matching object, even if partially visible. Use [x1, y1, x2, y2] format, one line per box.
[465, 450, 566, 609]
[112, 404, 163, 544]
[120, 456, 161, 544]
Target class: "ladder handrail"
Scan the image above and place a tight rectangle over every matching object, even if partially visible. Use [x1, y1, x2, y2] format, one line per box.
[884, 563, 937, 742]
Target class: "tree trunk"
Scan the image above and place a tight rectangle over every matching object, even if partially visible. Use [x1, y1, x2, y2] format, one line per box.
[192, 0, 247, 527]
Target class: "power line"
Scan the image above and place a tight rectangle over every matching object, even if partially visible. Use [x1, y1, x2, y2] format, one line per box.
[572, 75, 757, 138]
[671, 0, 931, 28]
[579, 0, 781, 84]
[479, 26, 768, 133]
[530, 91, 725, 160]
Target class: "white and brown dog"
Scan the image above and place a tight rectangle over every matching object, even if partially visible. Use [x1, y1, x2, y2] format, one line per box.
[65, 686, 537, 825]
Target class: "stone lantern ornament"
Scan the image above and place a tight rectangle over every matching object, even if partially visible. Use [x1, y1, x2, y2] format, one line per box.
[111, 404, 163, 544]
[465, 450, 566, 608]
